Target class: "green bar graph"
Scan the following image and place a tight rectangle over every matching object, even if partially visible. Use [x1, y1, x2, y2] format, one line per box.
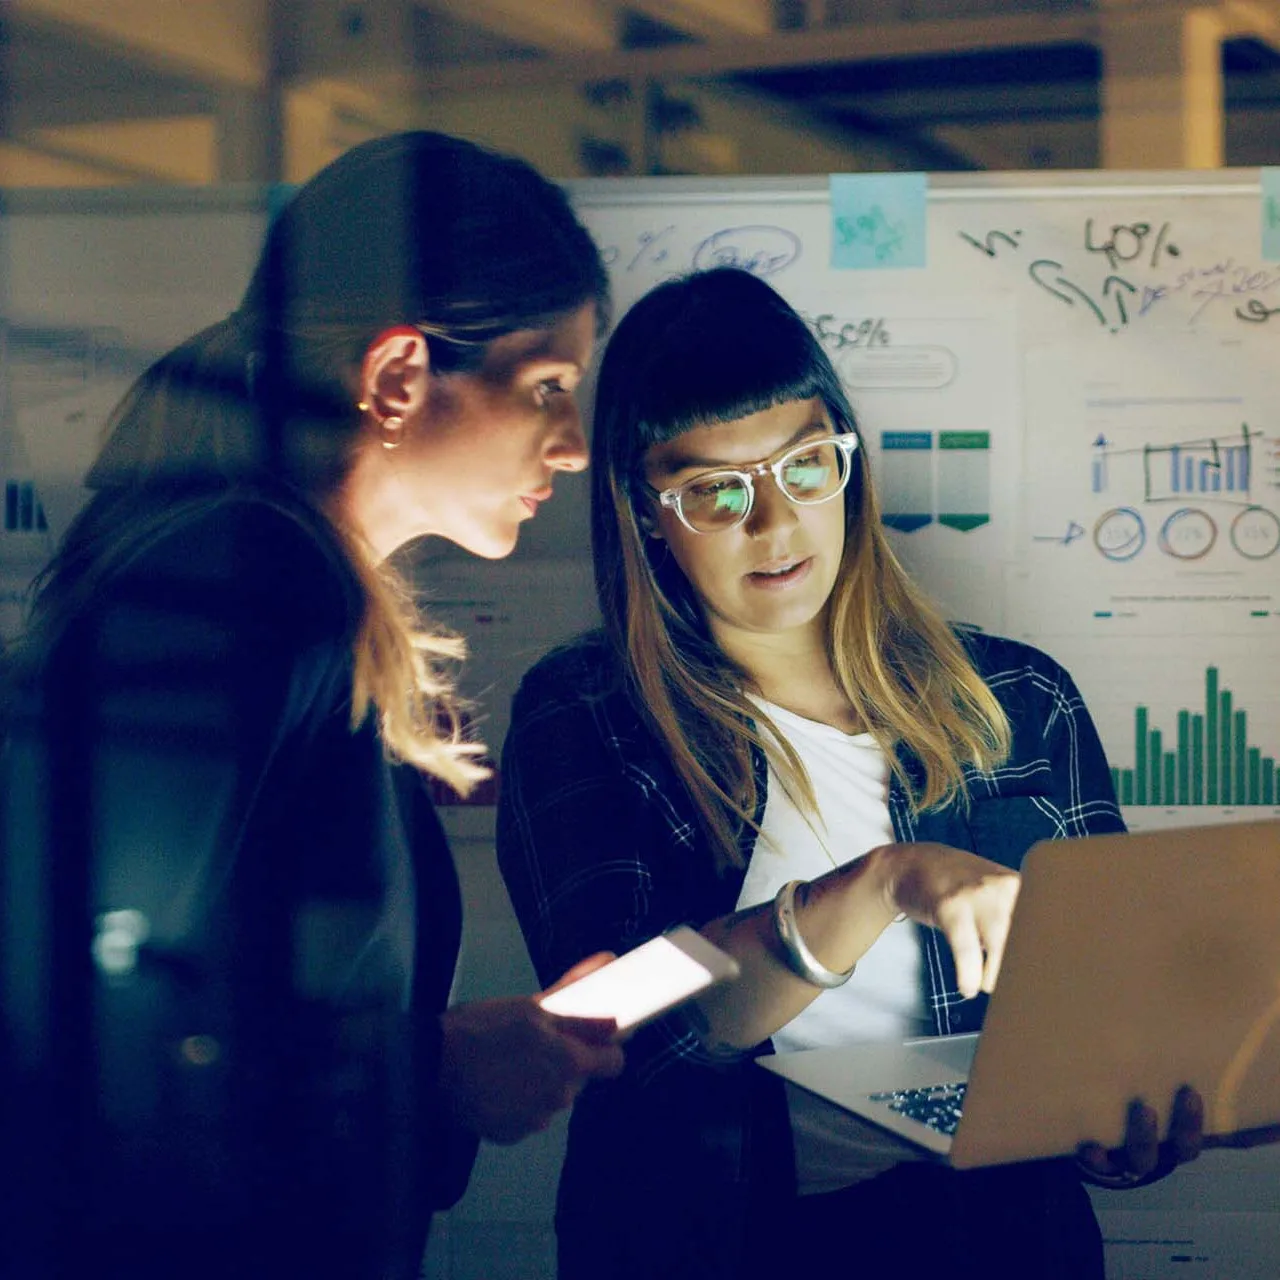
[1206, 667, 1218, 804]
[1221, 690, 1233, 805]
[1235, 711, 1247, 805]
[1114, 666, 1280, 807]
[1136, 706, 1149, 804]
[1177, 710, 1190, 805]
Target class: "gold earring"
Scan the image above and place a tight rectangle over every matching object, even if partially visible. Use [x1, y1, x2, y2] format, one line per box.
[379, 415, 404, 450]
[357, 400, 370, 413]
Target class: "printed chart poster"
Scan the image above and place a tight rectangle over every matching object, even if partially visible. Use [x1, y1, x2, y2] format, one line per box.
[1093, 1141, 1280, 1278]
[1097, 1209, 1280, 1278]
[795, 292, 1018, 634]
[2, 329, 139, 638]
[1011, 336, 1280, 830]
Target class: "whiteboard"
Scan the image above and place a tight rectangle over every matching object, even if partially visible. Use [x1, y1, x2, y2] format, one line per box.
[567, 171, 1280, 836]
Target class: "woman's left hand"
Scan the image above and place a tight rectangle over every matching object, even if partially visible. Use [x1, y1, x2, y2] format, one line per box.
[1076, 1084, 1204, 1186]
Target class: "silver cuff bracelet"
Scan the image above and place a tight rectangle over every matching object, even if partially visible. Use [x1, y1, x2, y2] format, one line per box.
[771, 879, 856, 989]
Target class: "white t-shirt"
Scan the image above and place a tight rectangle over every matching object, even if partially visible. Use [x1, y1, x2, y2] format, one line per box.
[737, 698, 929, 1194]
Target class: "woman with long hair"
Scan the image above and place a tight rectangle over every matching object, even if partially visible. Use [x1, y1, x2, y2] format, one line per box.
[497, 266, 1201, 1280]
[2, 131, 623, 1280]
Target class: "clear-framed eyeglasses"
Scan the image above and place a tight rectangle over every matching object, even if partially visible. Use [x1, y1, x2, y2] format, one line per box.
[651, 433, 860, 534]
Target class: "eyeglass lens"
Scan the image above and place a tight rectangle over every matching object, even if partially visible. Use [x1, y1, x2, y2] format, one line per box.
[680, 439, 848, 531]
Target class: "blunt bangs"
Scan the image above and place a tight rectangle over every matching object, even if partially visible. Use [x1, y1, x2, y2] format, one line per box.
[592, 268, 857, 493]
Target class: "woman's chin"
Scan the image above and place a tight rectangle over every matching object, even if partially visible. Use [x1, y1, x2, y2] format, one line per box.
[449, 522, 521, 561]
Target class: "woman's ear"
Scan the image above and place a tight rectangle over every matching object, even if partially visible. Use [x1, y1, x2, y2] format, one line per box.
[360, 326, 429, 422]
[638, 509, 664, 541]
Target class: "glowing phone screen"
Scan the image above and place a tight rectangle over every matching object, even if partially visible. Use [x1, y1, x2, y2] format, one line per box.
[539, 934, 714, 1031]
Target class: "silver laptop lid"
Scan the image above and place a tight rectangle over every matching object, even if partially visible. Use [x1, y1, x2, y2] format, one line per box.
[952, 819, 1280, 1167]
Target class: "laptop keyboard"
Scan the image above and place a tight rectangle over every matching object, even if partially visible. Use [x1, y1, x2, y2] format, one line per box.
[868, 1081, 968, 1136]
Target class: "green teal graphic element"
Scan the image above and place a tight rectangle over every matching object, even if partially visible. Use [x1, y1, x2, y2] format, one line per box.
[830, 173, 927, 270]
[1263, 168, 1280, 261]
[937, 431, 991, 532]
[1110, 666, 1279, 806]
[879, 431, 933, 532]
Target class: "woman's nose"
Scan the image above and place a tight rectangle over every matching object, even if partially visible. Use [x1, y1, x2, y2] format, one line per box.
[744, 470, 798, 535]
[546, 401, 589, 473]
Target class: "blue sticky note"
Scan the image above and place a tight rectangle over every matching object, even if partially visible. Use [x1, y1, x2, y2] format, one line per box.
[830, 173, 927, 270]
[1262, 168, 1280, 262]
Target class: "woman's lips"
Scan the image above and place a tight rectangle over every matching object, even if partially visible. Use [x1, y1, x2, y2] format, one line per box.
[745, 556, 814, 589]
[520, 487, 553, 516]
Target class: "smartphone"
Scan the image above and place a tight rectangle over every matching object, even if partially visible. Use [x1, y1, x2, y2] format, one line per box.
[538, 926, 740, 1034]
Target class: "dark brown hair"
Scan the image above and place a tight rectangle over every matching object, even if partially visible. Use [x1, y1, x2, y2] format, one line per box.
[590, 267, 1010, 869]
[24, 132, 610, 791]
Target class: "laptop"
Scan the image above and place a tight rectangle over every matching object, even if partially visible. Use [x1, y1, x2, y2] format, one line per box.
[758, 819, 1280, 1168]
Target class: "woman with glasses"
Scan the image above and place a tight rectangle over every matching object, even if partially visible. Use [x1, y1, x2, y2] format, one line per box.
[3, 131, 624, 1280]
[496, 266, 1201, 1280]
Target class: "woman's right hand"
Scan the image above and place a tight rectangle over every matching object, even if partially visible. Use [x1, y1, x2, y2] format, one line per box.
[695, 842, 1020, 1050]
[876, 841, 1021, 999]
[438, 953, 625, 1145]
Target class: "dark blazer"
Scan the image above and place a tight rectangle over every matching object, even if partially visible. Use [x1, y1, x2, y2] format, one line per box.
[2, 484, 477, 1280]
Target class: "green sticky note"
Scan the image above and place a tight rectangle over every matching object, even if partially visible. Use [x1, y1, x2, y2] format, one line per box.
[830, 173, 927, 270]
[1263, 168, 1280, 261]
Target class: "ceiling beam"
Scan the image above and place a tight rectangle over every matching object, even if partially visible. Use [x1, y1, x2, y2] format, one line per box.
[414, 0, 618, 54]
[6, 85, 214, 135]
[8, 0, 267, 88]
[0, 131, 189, 183]
[409, 1, 1280, 94]
[410, 9, 1102, 93]
[34, 116, 219, 182]
[0, 139, 138, 185]
[815, 82, 1100, 126]
[627, 0, 775, 40]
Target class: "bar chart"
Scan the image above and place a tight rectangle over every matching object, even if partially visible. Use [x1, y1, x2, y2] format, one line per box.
[3, 480, 47, 533]
[1152, 441, 1251, 497]
[1110, 666, 1279, 807]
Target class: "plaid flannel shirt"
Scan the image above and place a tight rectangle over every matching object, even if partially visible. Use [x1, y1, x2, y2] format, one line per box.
[496, 627, 1124, 1279]
[498, 626, 1124, 1081]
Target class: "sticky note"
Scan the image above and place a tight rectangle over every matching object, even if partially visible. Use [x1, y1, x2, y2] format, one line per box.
[1262, 168, 1280, 262]
[830, 173, 927, 270]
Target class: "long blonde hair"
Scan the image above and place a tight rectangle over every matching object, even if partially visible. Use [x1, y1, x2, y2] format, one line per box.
[18, 131, 609, 795]
[591, 269, 1010, 871]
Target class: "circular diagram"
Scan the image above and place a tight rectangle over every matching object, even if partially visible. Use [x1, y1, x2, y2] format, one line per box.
[1158, 507, 1217, 561]
[1093, 507, 1146, 561]
[1230, 506, 1280, 560]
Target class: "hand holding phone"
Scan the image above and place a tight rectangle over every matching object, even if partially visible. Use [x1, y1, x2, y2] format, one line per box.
[539, 926, 740, 1034]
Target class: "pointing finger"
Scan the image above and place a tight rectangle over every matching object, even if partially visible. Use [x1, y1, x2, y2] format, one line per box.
[940, 909, 984, 1000]
[977, 892, 1017, 994]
